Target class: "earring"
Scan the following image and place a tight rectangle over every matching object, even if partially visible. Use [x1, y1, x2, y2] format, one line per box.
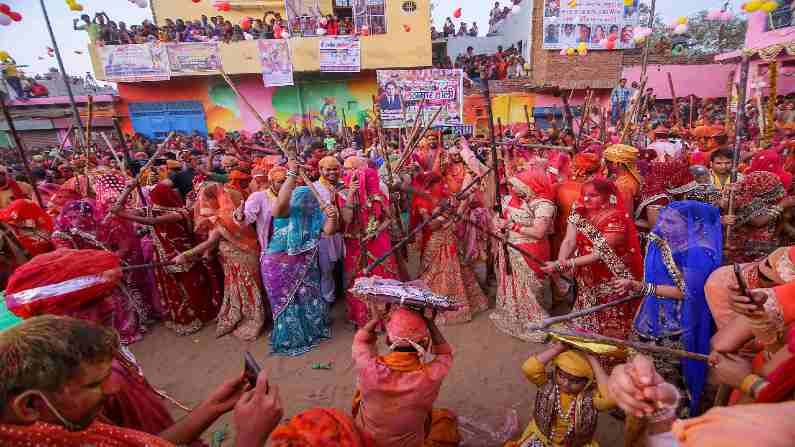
[609, 194, 617, 205]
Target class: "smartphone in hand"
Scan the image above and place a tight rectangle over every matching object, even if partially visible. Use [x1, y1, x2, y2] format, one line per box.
[243, 351, 262, 388]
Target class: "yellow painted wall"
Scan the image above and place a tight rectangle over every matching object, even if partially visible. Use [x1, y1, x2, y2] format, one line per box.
[91, 0, 429, 79]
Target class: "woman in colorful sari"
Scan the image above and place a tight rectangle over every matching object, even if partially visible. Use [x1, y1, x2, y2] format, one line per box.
[491, 168, 556, 342]
[261, 162, 338, 355]
[614, 201, 722, 417]
[339, 166, 401, 327]
[114, 182, 219, 336]
[52, 200, 149, 344]
[416, 176, 488, 325]
[177, 182, 265, 341]
[722, 171, 786, 264]
[544, 179, 643, 341]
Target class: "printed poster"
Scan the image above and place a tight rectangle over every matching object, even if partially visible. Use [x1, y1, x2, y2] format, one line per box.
[98, 43, 171, 82]
[166, 42, 221, 75]
[319, 37, 361, 73]
[258, 39, 294, 87]
[542, 0, 640, 50]
[376, 69, 464, 129]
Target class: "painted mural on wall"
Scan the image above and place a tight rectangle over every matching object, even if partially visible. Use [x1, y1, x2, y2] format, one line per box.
[463, 92, 535, 137]
[117, 74, 378, 135]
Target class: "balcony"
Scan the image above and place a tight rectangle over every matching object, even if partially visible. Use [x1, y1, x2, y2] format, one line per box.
[770, 2, 794, 30]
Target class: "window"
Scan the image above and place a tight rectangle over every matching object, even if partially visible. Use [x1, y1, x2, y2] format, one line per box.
[401, 1, 416, 13]
[354, 0, 387, 35]
[770, 1, 794, 30]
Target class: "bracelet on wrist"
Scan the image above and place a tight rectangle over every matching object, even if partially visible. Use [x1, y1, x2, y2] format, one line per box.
[750, 377, 769, 399]
[740, 374, 762, 396]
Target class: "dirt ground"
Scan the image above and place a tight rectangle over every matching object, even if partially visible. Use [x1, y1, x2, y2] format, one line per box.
[129, 301, 625, 446]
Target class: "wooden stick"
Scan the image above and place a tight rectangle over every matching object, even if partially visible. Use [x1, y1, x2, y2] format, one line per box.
[120, 261, 177, 272]
[0, 99, 45, 208]
[405, 98, 427, 149]
[689, 95, 695, 129]
[543, 328, 710, 362]
[527, 294, 642, 331]
[575, 89, 593, 151]
[667, 73, 679, 126]
[85, 95, 94, 152]
[364, 166, 493, 275]
[725, 70, 736, 132]
[726, 57, 750, 247]
[395, 106, 443, 172]
[299, 171, 330, 209]
[100, 132, 125, 173]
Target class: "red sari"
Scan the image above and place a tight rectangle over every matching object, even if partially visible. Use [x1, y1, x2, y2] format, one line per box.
[149, 184, 218, 335]
[338, 168, 401, 327]
[568, 190, 643, 340]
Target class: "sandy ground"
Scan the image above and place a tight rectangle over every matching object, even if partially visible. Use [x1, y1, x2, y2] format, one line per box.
[129, 301, 625, 446]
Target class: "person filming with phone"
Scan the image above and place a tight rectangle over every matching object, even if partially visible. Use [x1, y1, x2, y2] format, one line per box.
[0, 316, 283, 446]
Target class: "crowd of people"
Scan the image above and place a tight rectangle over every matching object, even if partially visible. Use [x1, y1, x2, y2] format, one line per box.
[2, 74, 795, 445]
[435, 45, 529, 81]
[72, 10, 367, 45]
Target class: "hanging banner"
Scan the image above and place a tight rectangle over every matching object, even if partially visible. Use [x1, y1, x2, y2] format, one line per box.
[166, 42, 221, 75]
[319, 37, 361, 73]
[98, 43, 171, 82]
[376, 69, 464, 129]
[258, 39, 294, 87]
[284, 0, 321, 37]
[541, 0, 640, 50]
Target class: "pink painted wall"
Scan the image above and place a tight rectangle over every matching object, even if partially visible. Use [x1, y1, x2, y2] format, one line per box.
[744, 11, 795, 51]
[621, 64, 737, 99]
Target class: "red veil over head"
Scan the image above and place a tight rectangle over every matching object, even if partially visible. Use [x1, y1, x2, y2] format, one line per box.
[5, 248, 121, 318]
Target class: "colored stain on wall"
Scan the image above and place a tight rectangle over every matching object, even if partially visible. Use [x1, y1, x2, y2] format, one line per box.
[463, 92, 535, 136]
[117, 75, 378, 135]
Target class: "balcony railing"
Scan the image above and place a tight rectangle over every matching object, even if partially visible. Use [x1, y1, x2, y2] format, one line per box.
[770, 2, 794, 30]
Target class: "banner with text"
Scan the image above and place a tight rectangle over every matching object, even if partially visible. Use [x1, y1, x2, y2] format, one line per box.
[376, 69, 463, 129]
[98, 43, 171, 82]
[541, 0, 640, 50]
[166, 42, 221, 75]
[319, 37, 361, 73]
[258, 39, 294, 87]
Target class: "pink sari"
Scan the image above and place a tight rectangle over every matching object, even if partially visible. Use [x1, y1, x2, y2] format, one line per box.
[339, 168, 400, 327]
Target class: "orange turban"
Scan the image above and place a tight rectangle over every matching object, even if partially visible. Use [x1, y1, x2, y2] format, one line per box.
[385, 307, 430, 347]
[319, 156, 341, 169]
[571, 153, 600, 176]
[229, 170, 251, 181]
[343, 156, 368, 170]
[270, 408, 371, 447]
[268, 166, 287, 183]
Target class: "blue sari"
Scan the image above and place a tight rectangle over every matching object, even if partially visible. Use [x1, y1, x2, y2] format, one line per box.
[262, 187, 331, 356]
[634, 201, 722, 415]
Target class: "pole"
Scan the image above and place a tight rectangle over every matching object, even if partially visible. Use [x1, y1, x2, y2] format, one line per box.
[544, 328, 710, 362]
[726, 56, 750, 247]
[85, 95, 94, 152]
[639, 0, 657, 83]
[0, 99, 44, 208]
[39, 0, 85, 144]
[482, 82, 502, 215]
[667, 73, 679, 126]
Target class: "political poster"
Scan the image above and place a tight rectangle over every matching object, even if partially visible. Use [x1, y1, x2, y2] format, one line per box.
[541, 0, 640, 50]
[376, 69, 464, 129]
[166, 42, 221, 75]
[258, 39, 294, 87]
[319, 37, 361, 73]
[98, 43, 171, 82]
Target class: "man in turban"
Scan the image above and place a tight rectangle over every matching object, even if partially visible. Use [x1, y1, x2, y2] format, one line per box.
[0, 164, 31, 210]
[603, 143, 641, 213]
[270, 408, 372, 446]
[507, 342, 614, 447]
[314, 155, 343, 303]
[239, 166, 286, 258]
[352, 307, 460, 447]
